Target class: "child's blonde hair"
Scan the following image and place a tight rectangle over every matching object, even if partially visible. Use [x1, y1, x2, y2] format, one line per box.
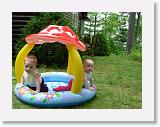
[25, 55, 37, 66]
[83, 59, 94, 66]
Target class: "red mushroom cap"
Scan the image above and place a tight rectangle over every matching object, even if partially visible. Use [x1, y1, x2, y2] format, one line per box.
[25, 25, 86, 51]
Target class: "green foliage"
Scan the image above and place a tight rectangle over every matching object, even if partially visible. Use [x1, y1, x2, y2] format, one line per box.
[107, 39, 126, 55]
[81, 33, 111, 56]
[32, 43, 68, 68]
[15, 12, 72, 67]
[93, 33, 110, 56]
[83, 34, 91, 44]
[130, 43, 142, 62]
[85, 12, 129, 55]
[105, 13, 128, 55]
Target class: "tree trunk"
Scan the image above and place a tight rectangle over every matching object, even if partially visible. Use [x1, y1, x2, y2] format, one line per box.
[126, 12, 136, 54]
[94, 12, 97, 36]
[134, 12, 141, 44]
[91, 13, 97, 56]
[78, 13, 82, 37]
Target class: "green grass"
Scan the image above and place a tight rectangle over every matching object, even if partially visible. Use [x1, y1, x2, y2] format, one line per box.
[12, 54, 142, 109]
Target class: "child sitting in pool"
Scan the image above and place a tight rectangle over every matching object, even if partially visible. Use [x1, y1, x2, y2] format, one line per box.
[53, 59, 96, 91]
[83, 59, 96, 90]
[21, 55, 48, 94]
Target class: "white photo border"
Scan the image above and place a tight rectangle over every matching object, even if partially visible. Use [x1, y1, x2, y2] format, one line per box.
[0, 0, 154, 121]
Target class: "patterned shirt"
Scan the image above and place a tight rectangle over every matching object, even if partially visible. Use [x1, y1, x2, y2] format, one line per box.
[23, 70, 39, 87]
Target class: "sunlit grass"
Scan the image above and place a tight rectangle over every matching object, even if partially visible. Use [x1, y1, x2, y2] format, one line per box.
[12, 54, 142, 109]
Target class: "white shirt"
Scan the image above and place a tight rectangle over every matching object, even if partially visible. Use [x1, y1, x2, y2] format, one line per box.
[23, 70, 39, 87]
[84, 72, 93, 85]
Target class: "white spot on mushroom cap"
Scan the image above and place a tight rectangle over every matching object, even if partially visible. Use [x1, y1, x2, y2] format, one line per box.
[38, 40, 43, 42]
[50, 29, 60, 34]
[66, 31, 75, 38]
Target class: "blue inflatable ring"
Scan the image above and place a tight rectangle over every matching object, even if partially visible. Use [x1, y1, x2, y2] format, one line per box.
[15, 72, 96, 107]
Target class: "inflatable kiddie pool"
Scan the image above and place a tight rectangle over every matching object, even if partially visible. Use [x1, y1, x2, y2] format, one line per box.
[15, 72, 96, 107]
[14, 25, 96, 107]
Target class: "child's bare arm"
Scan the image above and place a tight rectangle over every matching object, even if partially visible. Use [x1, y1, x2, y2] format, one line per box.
[83, 73, 90, 89]
[83, 78, 90, 89]
[20, 76, 24, 85]
[83, 78, 95, 91]
[33, 73, 41, 94]
[90, 77, 94, 86]
[90, 78, 96, 89]
[18, 76, 26, 89]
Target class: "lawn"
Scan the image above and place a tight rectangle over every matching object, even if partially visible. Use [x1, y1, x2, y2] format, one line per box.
[12, 54, 142, 109]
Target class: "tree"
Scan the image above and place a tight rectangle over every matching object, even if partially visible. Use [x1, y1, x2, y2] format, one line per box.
[78, 12, 89, 38]
[126, 12, 136, 54]
[134, 12, 141, 44]
[83, 12, 129, 55]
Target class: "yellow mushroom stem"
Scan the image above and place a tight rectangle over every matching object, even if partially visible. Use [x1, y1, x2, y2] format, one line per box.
[66, 45, 83, 94]
[15, 43, 35, 83]
[67, 50, 74, 75]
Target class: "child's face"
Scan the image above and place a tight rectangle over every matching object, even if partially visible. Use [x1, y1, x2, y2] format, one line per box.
[84, 60, 94, 73]
[24, 59, 36, 74]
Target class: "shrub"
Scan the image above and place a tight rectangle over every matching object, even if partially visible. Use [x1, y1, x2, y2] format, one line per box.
[15, 12, 73, 68]
[130, 44, 142, 62]
[93, 33, 110, 56]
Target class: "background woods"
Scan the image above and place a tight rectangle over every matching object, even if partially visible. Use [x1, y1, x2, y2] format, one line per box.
[12, 12, 142, 67]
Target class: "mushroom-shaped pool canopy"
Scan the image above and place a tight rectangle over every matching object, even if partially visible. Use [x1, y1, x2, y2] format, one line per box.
[25, 25, 86, 51]
[15, 25, 86, 94]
